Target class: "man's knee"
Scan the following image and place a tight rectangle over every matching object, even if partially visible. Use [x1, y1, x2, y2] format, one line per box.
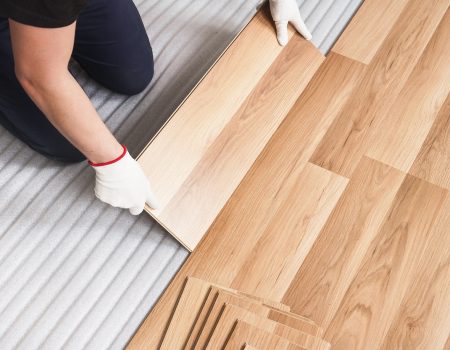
[109, 61, 154, 96]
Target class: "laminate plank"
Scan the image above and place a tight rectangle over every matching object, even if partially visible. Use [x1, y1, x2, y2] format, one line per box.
[410, 94, 450, 190]
[331, 0, 410, 64]
[159, 277, 211, 350]
[192, 289, 320, 350]
[230, 162, 347, 301]
[310, 0, 449, 178]
[323, 175, 447, 349]
[156, 32, 323, 250]
[243, 345, 259, 350]
[137, 10, 288, 210]
[205, 304, 330, 350]
[366, 11, 450, 171]
[223, 320, 306, 350]
[282, 157, 405, 330]
[381, 197, 450, 349]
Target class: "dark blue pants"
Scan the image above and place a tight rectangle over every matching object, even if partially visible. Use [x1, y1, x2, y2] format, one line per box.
[0, 0, 154, 163]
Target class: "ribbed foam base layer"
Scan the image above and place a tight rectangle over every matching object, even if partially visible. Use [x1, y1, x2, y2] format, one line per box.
[0, 0, 362, 349]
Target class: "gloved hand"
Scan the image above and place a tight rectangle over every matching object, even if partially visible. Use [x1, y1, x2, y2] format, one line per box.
[269, 0, 312, 46]
[89, 144, 160, 215]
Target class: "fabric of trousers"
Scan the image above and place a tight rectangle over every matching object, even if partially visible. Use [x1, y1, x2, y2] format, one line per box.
[0, 0, 154, 163]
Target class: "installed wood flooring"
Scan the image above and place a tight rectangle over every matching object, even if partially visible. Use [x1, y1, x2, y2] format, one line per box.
[131, 0, 450, 348]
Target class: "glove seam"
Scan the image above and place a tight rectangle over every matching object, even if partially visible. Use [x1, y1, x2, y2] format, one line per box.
[88, 144, 127, 167]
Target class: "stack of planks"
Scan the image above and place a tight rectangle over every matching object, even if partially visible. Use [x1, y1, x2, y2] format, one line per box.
[158, 277, 331, 350]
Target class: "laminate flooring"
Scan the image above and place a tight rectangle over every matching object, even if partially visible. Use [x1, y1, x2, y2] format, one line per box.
[131, 0, 450, 348]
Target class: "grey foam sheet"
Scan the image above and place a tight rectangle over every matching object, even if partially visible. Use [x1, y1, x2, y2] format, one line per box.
[0, 0, 362, 349]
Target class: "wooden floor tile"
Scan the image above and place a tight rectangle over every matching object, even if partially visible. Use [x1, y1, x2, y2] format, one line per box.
[324, 175, 447, 349]
[331, 0, 410, 64]
[223, 320, 307, 350]
[366, 10, 450, 171]
[410, 94, 450, 190]
[283, 157, 405, 330]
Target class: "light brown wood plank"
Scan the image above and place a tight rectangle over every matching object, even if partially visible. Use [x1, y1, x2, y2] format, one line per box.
[366, 11, 450, 171]
[223, 320, 306, 350]
[323, 175, 447, 349]
[282, 157, 405, 330]
[137, 8, 323, 250]
[310, 0, 449, 178]
[243, 345, 259, 350]
[156, 33, 323, 250]
[192, 289, 320, 350]
[137, 10, 286, 209]
[410, 94, 450, 190]
[159, 277, 211, 350]
[205, 304, 330, 350]
[381, 196, 450, 349]
[230, 162, 347, 300]
[331, 0, 410, 64]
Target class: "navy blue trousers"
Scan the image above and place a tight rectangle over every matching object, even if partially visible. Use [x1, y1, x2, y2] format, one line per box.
[0, 0, 154, 163]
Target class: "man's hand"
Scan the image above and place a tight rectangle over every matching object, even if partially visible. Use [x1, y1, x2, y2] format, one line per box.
[90, 145, 160, 215]
[269, 0, 312, 46]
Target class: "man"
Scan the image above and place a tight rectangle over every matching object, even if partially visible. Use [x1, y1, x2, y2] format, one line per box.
[0, 0, 311, 215]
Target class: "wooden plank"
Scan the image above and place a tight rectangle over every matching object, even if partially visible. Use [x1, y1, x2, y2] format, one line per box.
[323, 175, 447, 349]
[138, 10, 324, 250]
[159, 277, 211, 350]
[283, 157, 405, 330]
[310, 0, 449, 178]
[230, 162, 347, 301]
[366, 11, 450, 171]
[223, 320, 307, 350]
[205, 304, 330, 350]
[332, 0, 410, 64]
[192, 289, 321, 350]
[380, 196, 450, 349]
[243, 345, 260, 350]
[410, 94, 450, 190]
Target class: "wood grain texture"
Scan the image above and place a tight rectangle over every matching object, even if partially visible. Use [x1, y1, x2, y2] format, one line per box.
[366, 11, 450, 171]
[410, 94, 450, 190]
[205, 303, 330, 350]
[283, 157, 405, 330]
[310, 0, 449, 178]
[324, 175, 447, 349]
[223, 320, 307, 350]
[137, 9, 323, 250]
[332, 0, 410, 64]
[230, 162, 347, 301]
[193, 289, 321, 350]
[128, 1, 450, 348]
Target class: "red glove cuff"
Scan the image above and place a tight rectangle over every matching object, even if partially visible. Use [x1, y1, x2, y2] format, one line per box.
[88, 144, 127, 167]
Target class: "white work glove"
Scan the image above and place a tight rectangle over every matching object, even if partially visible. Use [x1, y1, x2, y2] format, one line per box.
[89, 145, 160, 215]
[269, 0, 312, 45]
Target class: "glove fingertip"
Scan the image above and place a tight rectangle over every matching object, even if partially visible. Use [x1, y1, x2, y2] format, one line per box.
[129, 206, 144, 216]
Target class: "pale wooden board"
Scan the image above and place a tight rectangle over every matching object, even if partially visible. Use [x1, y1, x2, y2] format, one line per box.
[137, 9, 324, 250]
[323, 175, 447, 349]
[205, 303, 330, 350]
[410, 94, 450, 190]
[192, 289, 321, 350]
[242, 345, 260, 350]
[380, 196, 450, 349]
[223, 320, 307, 350]
[365, 10, 450, 171]
[127, 1, 450, 348]
[282, 157, 405, 329]
[331, 0, 410, 64]
[310, 0, 449, 178]
[159, 277, 211, 350]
